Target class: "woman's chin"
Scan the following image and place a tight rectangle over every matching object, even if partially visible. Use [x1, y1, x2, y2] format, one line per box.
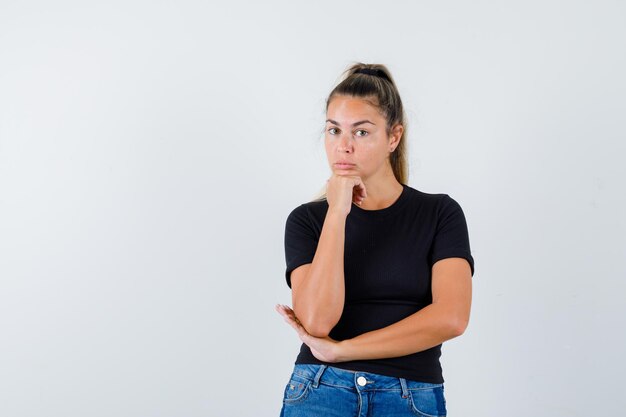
[333, 168, 357, 174]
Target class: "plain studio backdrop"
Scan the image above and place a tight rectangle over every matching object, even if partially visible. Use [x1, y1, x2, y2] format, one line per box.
[1, 1, 624, 416]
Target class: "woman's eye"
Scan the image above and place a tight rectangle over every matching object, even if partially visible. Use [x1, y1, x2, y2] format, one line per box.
[328, 127, 339, 134]
[355, 130, 368, 137]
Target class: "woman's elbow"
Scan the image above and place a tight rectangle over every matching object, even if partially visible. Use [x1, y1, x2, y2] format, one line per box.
[450, 316, 469, 337]
[307, 327, 332, 338]
[302, 319, 333, 338]
[294, 305, 339, 338]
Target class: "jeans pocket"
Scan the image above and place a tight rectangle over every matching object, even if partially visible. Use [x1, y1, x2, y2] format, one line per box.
[282, 373, 312, 404]
[408, 384, 447, 417]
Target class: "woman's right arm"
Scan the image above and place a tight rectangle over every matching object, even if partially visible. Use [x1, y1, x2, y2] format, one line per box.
[291, 209, 347, 338]
[289, 175, 366, 338]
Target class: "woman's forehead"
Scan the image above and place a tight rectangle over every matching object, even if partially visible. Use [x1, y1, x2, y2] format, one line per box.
[326, 96, 384, 120]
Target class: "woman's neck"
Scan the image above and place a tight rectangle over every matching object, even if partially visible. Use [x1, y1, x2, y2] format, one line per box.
[359, 179, 403, 210]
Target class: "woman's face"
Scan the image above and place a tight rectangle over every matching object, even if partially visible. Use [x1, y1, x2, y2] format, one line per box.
[324, 95, 399, 180]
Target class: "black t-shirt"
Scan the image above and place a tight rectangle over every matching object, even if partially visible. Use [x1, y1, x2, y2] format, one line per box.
[283, 183, 475, 383]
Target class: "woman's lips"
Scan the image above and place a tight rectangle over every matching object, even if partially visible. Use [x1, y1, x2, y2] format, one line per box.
[334, 163, 355, 169]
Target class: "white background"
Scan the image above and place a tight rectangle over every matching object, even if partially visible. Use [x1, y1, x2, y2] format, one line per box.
[1, 1, 625, 416]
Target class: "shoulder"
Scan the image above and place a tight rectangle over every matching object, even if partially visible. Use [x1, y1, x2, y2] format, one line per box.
[285, 198, 329, 228]
[403, 184, 456, 211]
[402, 186, 470, 227]
[287, 198, 327, 218]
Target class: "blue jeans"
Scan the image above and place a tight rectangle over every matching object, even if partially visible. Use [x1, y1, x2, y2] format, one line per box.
[279, 364, 447, 417]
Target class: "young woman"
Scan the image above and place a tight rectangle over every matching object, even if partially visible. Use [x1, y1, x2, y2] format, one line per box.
[275, 63, 475, 417]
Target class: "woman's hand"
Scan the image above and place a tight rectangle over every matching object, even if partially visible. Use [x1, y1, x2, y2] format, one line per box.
[326, 174, 367, 216]
[275, 304, 345, 363]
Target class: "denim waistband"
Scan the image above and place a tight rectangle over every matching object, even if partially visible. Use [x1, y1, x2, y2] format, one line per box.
[291, 364, 442, 398]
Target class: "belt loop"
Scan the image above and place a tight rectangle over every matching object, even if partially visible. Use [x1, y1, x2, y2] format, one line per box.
[399, 377, 409, 398]
[312, 365, 327, 388]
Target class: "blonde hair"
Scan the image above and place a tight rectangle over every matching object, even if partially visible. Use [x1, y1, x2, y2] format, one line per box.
[311, 62, 408, 202]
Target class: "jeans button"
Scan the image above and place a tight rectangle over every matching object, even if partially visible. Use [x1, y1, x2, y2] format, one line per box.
[357, 376, 367, 386]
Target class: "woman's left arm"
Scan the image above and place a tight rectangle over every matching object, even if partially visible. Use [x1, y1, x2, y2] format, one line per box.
[275, 257, 472, 363]
[336, 257, 472, 361]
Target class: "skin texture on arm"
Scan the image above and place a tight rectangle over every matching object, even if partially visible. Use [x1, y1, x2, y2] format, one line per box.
[275, 257, 472, 362]
[291, 210, 348, 338]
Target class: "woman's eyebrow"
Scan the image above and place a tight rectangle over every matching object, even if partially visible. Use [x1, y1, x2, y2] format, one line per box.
[325, 119, 376, 126]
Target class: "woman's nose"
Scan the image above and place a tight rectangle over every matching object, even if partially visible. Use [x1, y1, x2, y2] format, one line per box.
[337, 133, 353, 153]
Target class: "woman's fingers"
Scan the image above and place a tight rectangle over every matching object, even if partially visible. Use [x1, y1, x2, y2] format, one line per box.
[349, 178, 366, 205]
[276, 304, 307, 335]
[353, 189, 365, 205]
[355, 180, 367, 199]
[353, 179, 367, 204]
[327, 174, 368, 213]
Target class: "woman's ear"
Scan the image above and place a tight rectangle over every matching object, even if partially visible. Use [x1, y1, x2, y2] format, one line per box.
[389, 124, 403, 151]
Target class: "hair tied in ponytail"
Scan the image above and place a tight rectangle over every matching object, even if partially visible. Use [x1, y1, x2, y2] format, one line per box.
[354, 68, 387, 79]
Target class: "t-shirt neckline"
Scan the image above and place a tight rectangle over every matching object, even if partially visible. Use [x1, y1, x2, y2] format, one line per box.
[348, 183, 409, 218]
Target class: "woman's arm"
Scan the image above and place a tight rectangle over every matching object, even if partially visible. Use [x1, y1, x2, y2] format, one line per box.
[336, 257, 472, 361]
[275, 257, 472, 362]
[291, 210, 348, 338]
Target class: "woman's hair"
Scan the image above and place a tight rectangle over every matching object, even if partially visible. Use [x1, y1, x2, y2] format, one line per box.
[311, 62, 408, 201]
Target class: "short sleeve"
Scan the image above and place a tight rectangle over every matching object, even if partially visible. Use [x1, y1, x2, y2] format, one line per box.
[284, 204, 319, 289]
[428, 195, 475, 277]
